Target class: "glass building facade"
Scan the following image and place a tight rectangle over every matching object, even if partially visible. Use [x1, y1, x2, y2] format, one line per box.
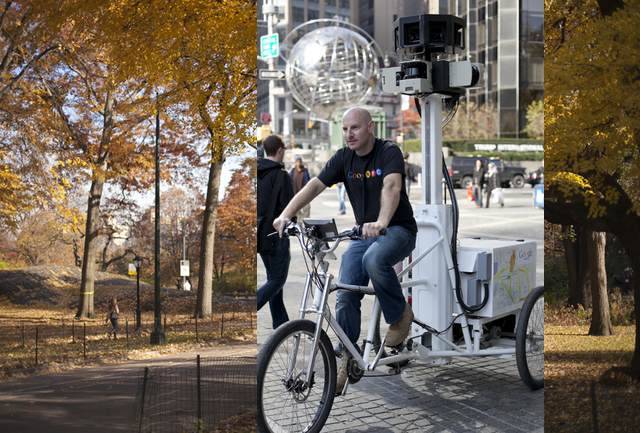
[435, 0, 543, 137]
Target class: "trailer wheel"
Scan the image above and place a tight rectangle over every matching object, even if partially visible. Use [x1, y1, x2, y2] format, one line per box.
[516, 286, 544, 390]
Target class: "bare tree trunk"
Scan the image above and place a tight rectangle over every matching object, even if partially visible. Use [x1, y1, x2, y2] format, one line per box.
[76, 171, 106, 318]
[76, 92, 113, 319]
[578, 226, 593, 308]
[563, 225, 580, 306]
[195, 157, 223, 318]
[588, 231, 613, 336]
[565, 225, 592, 307]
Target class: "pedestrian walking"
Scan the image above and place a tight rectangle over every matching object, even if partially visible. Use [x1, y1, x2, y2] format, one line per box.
[472, 159, 486, 207]
[403, 152, 419, 197]
[258, 135, 294, 329]
[485, 162, 503, 208]
[105, 297, 120, 339]
[337, 182, 346, 215]
[289, 156, 311, 222]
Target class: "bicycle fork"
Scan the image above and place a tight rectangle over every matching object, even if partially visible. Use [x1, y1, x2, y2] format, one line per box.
[284, 269, 333, 390]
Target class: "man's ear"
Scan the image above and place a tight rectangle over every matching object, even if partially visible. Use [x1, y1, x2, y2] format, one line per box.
[368, 121, 374, 134]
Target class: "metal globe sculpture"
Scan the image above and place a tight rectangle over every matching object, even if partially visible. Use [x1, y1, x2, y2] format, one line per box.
[283, 20, 382, 120]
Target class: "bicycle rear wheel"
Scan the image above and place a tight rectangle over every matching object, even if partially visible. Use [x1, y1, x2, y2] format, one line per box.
[516, 286, 544, 390]
[258, 320, 336, 433]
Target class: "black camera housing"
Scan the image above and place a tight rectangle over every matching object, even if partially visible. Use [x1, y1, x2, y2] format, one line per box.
[394, 15, 465, 57]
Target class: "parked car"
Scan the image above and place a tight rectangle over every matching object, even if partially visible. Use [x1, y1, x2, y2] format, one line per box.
[527, 166, 544, 187]
[448, 156, 527, 189]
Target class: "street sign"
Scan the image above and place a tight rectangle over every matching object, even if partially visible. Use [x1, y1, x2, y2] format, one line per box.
[259, 69, 286, 80]
[128, 263, 137, 276]
[180, 260, 190, 277]
[260, 33, 280, 59]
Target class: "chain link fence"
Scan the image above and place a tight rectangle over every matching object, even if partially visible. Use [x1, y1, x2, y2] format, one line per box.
[136, 355, 256, 433]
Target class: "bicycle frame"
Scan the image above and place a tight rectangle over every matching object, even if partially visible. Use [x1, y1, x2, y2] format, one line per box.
[288, 218, 521, 390]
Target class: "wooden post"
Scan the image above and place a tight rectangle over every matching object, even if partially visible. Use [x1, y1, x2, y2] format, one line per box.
[195, 316, 198, 343]
[83, 323, 86, 360]
[220, 312, 224, 338]
[35, 327, 39, 366]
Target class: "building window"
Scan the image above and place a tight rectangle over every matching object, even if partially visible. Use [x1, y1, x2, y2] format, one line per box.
[293, 6, 304, 23]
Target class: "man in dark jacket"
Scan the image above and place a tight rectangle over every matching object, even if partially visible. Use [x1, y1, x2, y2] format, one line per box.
[472, 159, 485, 207]
[257, 135, 294, 329]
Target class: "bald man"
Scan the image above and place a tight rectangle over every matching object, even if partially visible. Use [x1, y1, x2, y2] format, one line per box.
[273, 107, 417, 395]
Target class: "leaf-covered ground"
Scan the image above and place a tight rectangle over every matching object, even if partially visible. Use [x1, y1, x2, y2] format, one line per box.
[546, 307, 640, 433]
[0, 305, 256, 380]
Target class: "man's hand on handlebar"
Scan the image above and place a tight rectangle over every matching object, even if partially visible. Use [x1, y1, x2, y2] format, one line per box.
[361, 221, 387, 239]
[273, 215, 296, 237]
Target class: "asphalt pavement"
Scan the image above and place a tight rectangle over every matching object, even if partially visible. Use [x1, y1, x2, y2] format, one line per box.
[257, 184, 544, 433]
[0, 344, 255, 433]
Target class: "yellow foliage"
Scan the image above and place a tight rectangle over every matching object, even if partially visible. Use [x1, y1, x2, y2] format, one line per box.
[545, 0, 640, 216]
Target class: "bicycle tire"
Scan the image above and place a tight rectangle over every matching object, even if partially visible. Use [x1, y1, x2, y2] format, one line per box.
[516, 286, 544, 390]
[258, 319, 336, 433]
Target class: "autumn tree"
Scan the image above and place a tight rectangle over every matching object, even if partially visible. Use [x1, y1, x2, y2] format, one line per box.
[545, 0, 640, 371]
[214, 159, 256, 287]
[524, 99, 544, 139]
[92, 0, 256, 317]
[443, 101, 498, 140]
[0, 1, 66, 230]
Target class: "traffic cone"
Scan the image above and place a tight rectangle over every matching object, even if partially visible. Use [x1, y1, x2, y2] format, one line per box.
[467, 184, 474, 202]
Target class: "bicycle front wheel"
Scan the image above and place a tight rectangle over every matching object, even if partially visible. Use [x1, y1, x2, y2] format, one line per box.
[258, 319, 336, 433]
[516, 286, 544, 390]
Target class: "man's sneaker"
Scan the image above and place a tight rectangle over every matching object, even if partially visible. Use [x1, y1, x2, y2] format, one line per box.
[335, 354, 350, 396]
[386, 303, 413, 347]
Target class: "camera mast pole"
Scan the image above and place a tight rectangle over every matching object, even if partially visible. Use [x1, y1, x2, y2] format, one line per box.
[420, 94, 444, 205]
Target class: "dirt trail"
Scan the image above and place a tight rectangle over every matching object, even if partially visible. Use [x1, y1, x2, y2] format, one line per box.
[0, 344, 255, 433]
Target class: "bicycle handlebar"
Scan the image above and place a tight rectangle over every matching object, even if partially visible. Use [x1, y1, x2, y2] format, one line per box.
[267, 222, 387, 242]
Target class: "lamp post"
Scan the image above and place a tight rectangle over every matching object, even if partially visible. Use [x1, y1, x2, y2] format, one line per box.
[150, 96, 165, 345]
[134, 255, 142, 331]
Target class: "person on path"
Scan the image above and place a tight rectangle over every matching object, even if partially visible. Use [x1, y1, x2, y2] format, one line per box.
[472, 159, 486, 207]
[289, 156, 311, 222]
[106, 297, 120, 339]
[258, 135, 294, 329]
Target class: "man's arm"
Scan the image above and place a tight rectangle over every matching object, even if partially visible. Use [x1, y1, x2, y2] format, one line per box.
[362, 173, 402, 238]
[273, 177, 327, 235]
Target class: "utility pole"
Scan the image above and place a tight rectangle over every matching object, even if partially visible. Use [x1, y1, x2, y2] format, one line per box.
[150, 95, 165, 345]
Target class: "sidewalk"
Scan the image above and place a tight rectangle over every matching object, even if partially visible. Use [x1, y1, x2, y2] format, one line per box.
[0, 344, 255, 433]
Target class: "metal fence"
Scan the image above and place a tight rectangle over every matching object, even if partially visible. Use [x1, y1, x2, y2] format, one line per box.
[0, 304, 255, 376]
[136, 355, 256, 433]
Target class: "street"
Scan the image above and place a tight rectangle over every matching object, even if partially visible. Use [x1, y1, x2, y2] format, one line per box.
[258, 185, 544, 433]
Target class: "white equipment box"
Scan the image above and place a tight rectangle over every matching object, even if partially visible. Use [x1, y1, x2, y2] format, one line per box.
[457, 238, 536, 318]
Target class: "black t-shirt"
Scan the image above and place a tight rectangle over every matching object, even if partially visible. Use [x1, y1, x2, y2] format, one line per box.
[318, 138, 417, 234]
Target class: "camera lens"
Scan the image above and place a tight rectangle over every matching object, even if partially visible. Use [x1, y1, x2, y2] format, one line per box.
[404, 22, 420, 46]
[405, 67, 419, 79]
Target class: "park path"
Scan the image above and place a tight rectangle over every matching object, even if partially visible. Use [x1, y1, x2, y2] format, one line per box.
[0, 344, 255, 433]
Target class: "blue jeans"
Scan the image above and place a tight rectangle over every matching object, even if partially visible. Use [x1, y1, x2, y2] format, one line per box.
[257, 238, 290, 329]
[337, 183, 346, 213]
[336, 225, 416, 345]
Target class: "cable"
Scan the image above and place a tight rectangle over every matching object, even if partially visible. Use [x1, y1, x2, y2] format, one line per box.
[413, 95, 489, 313]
